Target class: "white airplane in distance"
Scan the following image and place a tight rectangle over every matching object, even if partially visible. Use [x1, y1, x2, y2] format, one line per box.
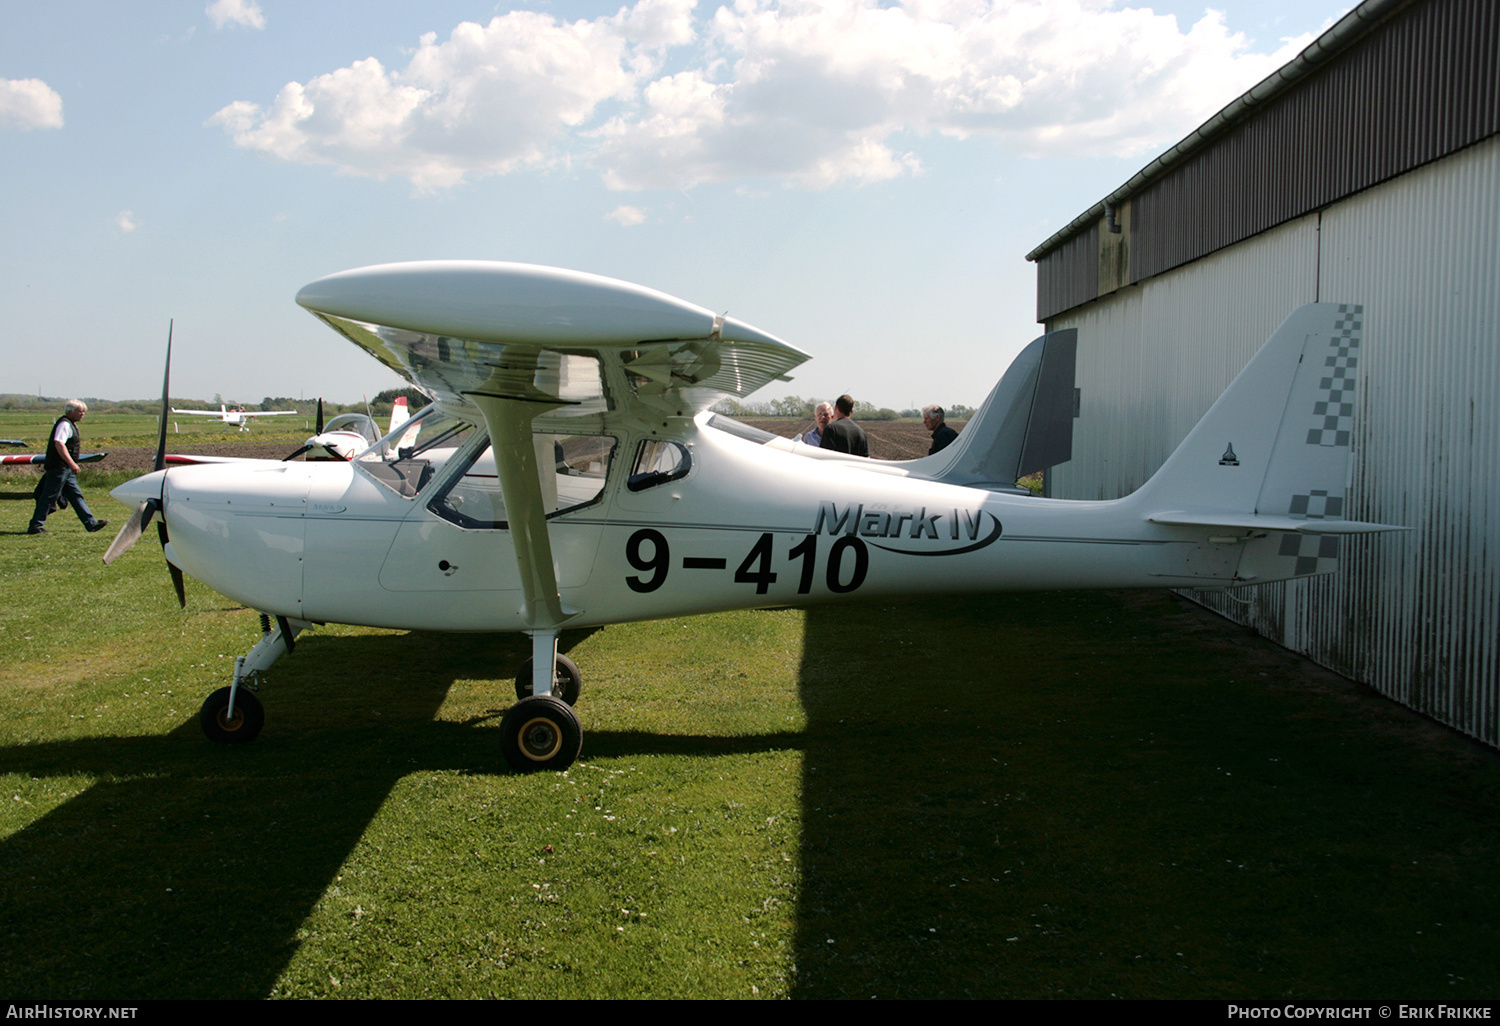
[167, 397, 414, 465]
[106, 261, 1405, 773]
[171, 403, 301, 431]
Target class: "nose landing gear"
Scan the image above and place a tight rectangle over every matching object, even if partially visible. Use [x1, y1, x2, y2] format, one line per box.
[200, 687, 265, 744]
[199, 614, 306, 745]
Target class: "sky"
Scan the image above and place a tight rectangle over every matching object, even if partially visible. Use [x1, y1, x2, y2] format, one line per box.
[1, 0, 1357, 411]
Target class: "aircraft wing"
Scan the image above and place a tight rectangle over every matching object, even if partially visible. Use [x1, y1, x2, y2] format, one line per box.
[297, 261, 809, 634]
[163, 454, 280, 466]
[296, 262, 810, 425]
[170, 408, 228, 417]
[2, 451, 108, 465]
[243, 411, 301, 417]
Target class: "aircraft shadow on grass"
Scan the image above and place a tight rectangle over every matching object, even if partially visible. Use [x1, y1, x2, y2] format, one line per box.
[0, 627, 801, 999]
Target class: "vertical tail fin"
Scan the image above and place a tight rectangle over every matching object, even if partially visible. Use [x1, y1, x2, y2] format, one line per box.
[1134, 303, 1365, 519]
[1133, 304, 1402, 580]
[388, 395, 410, 434]
[910, 328, 1077, 489]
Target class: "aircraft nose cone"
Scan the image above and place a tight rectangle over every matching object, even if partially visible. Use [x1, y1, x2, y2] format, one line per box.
[111, 469, 166, 506]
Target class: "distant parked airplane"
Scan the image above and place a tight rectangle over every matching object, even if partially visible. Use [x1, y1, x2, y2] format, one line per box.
[171, 404, 300, 431]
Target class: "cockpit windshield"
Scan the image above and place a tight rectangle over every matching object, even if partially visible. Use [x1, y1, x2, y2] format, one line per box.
[356, 405, 476, 498]
[323, 412, 380, 446]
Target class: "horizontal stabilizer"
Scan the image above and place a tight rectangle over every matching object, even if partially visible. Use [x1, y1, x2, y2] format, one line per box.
[1147, 511, 1407, 534]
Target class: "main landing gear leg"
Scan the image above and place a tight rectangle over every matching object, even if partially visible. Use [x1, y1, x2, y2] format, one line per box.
[514, 630, 583, 706]
[200, 614, 309, 744]
[501, 629, 583, 772]
[530, 631, 558, 699]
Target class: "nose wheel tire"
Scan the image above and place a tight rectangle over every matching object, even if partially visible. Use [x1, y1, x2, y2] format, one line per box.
[515, 654, 582, 706]
[500, 695, 582, 772]
[200, 687, 265, 744]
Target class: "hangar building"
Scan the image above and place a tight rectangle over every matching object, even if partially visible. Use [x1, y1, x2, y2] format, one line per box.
[1025, 0, 1500, 745]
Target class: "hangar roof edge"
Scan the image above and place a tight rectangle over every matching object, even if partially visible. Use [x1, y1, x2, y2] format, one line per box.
[1024, 0, 1409, 264]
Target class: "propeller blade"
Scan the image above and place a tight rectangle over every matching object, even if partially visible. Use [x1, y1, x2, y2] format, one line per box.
[283, 444, 315, 462]
[157, 520, 186, 608]
[316, 397, 324, 435]
[106, 324, 180, 608]
[154, 321, 172, 473]
[102, 499, 158, 565]
[167, 561, 187, 608]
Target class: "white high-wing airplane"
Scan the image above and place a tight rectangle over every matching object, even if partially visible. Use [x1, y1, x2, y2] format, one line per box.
[171, 404, 301, 431]
[107, 262, 1403, 772]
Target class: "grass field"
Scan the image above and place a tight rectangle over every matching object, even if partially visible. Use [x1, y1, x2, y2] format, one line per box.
[1, 470, 1498, 999]
[0, 409, 317, 451]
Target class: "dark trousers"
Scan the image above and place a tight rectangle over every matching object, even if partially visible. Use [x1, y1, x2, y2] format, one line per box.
[29, 468, 97, 532]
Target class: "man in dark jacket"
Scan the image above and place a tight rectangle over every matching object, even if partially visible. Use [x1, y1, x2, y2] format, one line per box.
[923, 405, 958, 454]
[28, 400, 108, 536]
[819, 394, 869, 457]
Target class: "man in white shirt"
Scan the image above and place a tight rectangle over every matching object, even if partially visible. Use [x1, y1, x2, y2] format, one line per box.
[28, 400, 108, 536]
[802, 402, 833, 447]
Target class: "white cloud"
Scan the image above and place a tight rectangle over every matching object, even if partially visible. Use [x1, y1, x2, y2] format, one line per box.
[210, 10, 645, 190]
[116, 210, 140, 233]
[206, 0, 265, 30]
[211, 0, 1316, 191]
[606, 204, 648, 225]
[0, 78, 64, 130]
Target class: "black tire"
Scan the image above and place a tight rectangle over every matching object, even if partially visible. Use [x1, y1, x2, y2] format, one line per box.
[515, 653, 582, 706]
[500, 695, 582, 772]
[200, 687, 265, 744]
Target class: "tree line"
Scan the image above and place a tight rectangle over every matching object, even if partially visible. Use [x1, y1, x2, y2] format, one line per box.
[711, 395, 975, 421]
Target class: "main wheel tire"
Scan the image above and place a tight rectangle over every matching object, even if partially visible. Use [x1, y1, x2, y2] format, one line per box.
[200, 687, 264, 744]
[515, 654, 582, 706]
[500, 695, 582, 772]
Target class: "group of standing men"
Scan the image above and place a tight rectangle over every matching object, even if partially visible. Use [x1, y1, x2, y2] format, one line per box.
[804, 396, 870, 457]
[801, 397, 959, 457]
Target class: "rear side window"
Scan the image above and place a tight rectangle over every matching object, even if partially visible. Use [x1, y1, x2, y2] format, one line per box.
[628, 439, 691, 492]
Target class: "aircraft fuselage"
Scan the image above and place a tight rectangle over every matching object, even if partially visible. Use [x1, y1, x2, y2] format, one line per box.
[136, 413, 1250, 633]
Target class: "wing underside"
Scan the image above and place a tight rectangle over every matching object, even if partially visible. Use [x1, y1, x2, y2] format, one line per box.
[298, 262, 810, 430]
[312, 311, 807, 428]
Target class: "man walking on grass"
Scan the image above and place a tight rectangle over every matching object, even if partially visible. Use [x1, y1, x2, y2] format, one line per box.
[28, 399, 108, 536]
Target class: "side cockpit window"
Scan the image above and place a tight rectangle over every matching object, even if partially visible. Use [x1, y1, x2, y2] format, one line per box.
[628, 439, 691, 492]
[431, 433, 617, 529]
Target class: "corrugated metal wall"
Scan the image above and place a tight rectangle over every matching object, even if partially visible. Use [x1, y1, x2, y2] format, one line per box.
[1045, 136, 1500, 746]
[1035, 224, 1099, 327]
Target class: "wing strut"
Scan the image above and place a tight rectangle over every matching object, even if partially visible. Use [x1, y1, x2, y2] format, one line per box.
[464, 352, 581, 637]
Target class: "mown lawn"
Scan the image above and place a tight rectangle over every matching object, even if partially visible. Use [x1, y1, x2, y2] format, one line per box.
[1, 475, 1497, 999]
